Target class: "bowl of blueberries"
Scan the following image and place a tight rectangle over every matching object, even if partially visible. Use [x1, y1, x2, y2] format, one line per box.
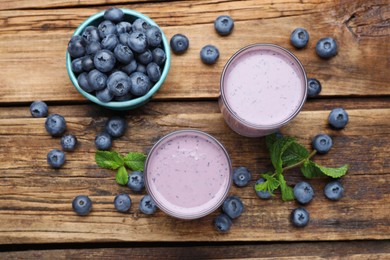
[66, 8, 170, 110]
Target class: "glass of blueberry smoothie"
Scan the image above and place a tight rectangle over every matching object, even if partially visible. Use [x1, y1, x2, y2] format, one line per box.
[144, 130, 232, 220]
[219, 44, 307, 137]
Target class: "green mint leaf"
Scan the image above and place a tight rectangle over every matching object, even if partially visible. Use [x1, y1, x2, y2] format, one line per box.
[300, 160, 325, 178]
[270, 136, 296, 174]
[314, 163, 349, 178]
[277, 174, 295, 201]
[282, 142, 310, 167]
[115, 166, 128, 185]
[95, 150, 124, 170]
[255, 172, 280, 194]
[265, 133, 278, 150]
[124, 152, 146, 171]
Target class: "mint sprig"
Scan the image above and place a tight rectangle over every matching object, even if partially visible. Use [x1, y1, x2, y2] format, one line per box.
[95, 150, 146, 185]
[255, 133, 349, 201]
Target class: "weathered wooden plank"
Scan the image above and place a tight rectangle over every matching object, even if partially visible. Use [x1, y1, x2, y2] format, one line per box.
[0, 0, 388, 103]
[0, 102, 389, 244]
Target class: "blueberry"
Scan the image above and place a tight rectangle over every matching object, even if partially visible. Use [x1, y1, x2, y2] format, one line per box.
[146, 62, 162, 82]
[98, 20, 117, 39]
[233, 166, 252, 187]
[290, 28, 309, 49]
[119, 33, 131, 45]
[324, 181, 344, 201]
[96, 87, 114, 102]
[137, 49, 153, 65]
[67, 35, 86, 58]
[170, 34, 189, 54]
[116, 21, 132, 34]
[128, 31, 148, 53]
[30, 101, 48, 118]
[132, 18, 150, 32]
[104, 7, 124, 23]
[114, 92, 133, 101]
[136, 64, 146, 74]
[254, 178, 272, 199]
[127, 171, 144, 192]
[121, 59, 138, 75]
[101, 34, 119, 51]
[81, 55, 95, 72]
[293, 181, 314, 204]
[114, 44, 134, 64]
[291, 208, 310, 227]
[107, 71, 131, 97]
[114, 194, 132, 212]
[200, 45, 219, 65]
[307, 78, 322, 98]
[129, 72, 151, 96]
[45, 114, 66, 137]
[316, 37, 338, 59]
[87, 69, 107, 91]
[105, 116, 126, 138]
[94, 50, 116, 73]
[77, 72, 94, 92]
[61, 134, 78, 152]
[139, 195, 157, 215]
[312, 134, 332, 154]
[72, 195, 92, 216]
[47, 149, 66, 168]
[145, 26, 162, 47]
[222, 196, 244, 219]
[95, 132, 112, 150]
[82, 26, 100, 42]
[71, 57, 84, 74]
[214, 213, 232, 232]
[152, 48, 166, 66]
[328, 108, 349, 129]
[214, 15, 234, 36]
[86, 41, 102, 56]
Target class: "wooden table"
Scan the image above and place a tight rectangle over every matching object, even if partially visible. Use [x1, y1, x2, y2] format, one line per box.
[1, 0, 389, 258]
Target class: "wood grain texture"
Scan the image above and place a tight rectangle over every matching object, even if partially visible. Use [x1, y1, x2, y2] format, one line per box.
[0, 0, 389, 103]
[0, 101, 389, 244]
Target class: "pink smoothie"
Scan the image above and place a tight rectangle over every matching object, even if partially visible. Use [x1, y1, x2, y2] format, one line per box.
[144, 130, 232, 219]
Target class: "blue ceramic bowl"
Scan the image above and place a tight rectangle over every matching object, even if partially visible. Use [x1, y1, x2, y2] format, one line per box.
[66, 9, 171, 110]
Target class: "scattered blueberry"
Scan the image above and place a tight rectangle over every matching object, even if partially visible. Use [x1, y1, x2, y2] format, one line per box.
[146, 62, 162, 82]
[94, 50, 116, 73]
[81, 55, 95, 72]
[47, 149, 66, 168]
[145, 26, 162, 47]
[87, 69, 107, 91]
[101, 34, 119, 51]
[82, 26, 100, 42]
[121, 59, 138, 75]
[77, 72, 94, 92]
[316, 37, 338, 59]
[107, 71, 131, 97]
[152, 48, 166, 66]
[222, 196, 244, 219]
[312, 134, 333, 154]
[94, 132, 112, 150]
[114, 44, 134, 64]
[233, 166, 252, 187]
[96, 87, 114, 102]
[254, 178, 272, 199]
[104, 7, 124, 23]
[214, 15, 234, 36]
[328, 108, 349, 129]
[307, 78, 322, 97]
[45, 114, 66, 137]
[132, 18, 150, 32]
[116, 21, 132, 34]
[71, 57, 84, 74]
[67, 35, 86, 58]
[290, 28, 309, 49]
[30, 101, 48, 118]
[291, 207, 310, 227]
[170, 34, 189, 54]
[214, 213, 232, 232]
[61, 134, 78, 152]
[98, 20, 117, 39]
[324, 181, 344, 201]
[136, 64, 147, 74]
[200, 45, 219, 65]
[128, 31, 148, 53]
[72, 195, 92, 216]
[129, 72, 151, 96]
[127, 171, 145, 192]
[86, 41, 102, 56]
[137, 49, 153, 65]
[105, 116, 126, 138]
[114, 194, 132, 212]
[139, 195, 157, 215]
[294, 181, 314, 204]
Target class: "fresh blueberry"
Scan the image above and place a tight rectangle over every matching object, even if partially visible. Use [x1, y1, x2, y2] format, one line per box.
[47, 149, 66, 168]
[101, 34, 119, 51]
[233, 166, 252, 187]
[107, 71, 131, 97]
[121, 59, 138, 75]
[214, 15, 234, 36]
[200, 45, 219, 65]
[94, 50, 116, 73]
[82, 26, 100, 42]
[94, 132, 112, 150]
[128, 31, 148, 53]
[290, 28, 309, 49]
[145, 26, 162, 47]
[152, 47, 166, 66]
[114, 194, 132, 212]
[96, 87, 114, 102]
[86, 41, 102, 56]
[104, 7, 124, 23]
[324, 181, 344, 201]
[105, 116, 126, 138]
[98, 20, 117, 39]
[132, 18, 150, 32]
[114, 92, 133, 101]
[316, 37, 338, 59]
[127, 171, 144, 192]
[45, 114, 66, 137]
[214, 213, 232, 232]
[291, 208, 310, 227]
[170, 34, 189, 54]
[114, 44, 134, 64]
[139, 195, 157, 215]
[307, 78, 322, 97]
[312, 134, 332, 154]
[119, 33, 131, 45]
[72, 195, 92, 216]
[136, 64, 146, 74]
[71, 57, 84, 74]
[294, 181, 314, 204]
[77, 72, 94, 92]
[30, 101, 48, 118]
[328, 108, 349, 129]
[116, 21, 132, 34]
[137, 49, 153, 65]
[61, 134, 78, 152]
[146, 62, 161, 82]
[67, 35, 86, 58]
[81, 55, 95, 72]
[222, 196, 244, 219]
[254, 178, 272, 199]
[87, 69, 107, 91]
[129, 72, 151, 96]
